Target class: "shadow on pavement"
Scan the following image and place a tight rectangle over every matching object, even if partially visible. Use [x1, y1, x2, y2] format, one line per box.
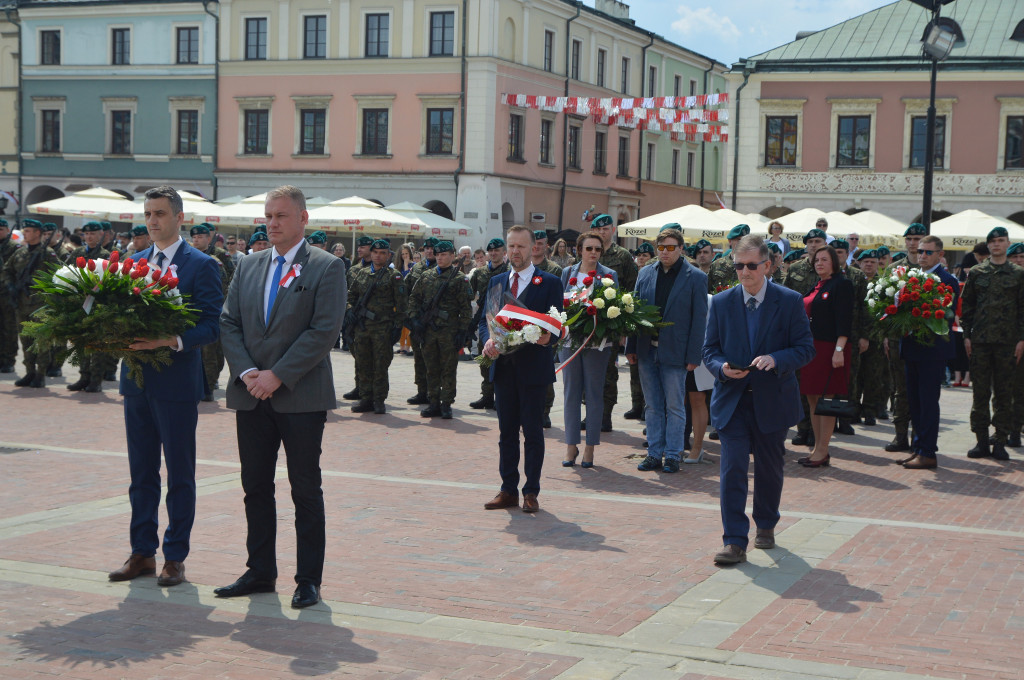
[736, 548, 883, 613]
[504, 509, 626, 552]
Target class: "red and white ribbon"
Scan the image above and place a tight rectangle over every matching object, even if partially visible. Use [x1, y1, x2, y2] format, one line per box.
[280, 263, 302, 288]
[495, 304, 565, 338]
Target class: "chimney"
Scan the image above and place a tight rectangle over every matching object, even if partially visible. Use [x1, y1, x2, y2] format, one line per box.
[595, 0, 631, 21]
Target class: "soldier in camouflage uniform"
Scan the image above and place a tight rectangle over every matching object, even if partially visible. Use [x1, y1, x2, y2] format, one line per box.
[766, 241, 785, 284]
[129, 224, 152, 256]
[591, 214, 638, 432]
[853, 250, 886, 426]
[43, 223, 72, 264]
[832, 239, 868, 435]
[342, 235, 375, 400]
[531, 230, 562, 428]
[1008, 242, 1024, 447]
[634, 241, 654, 269]
[707, 224, 750, 294]
[402, 236, 437, 404]
[0, 218, 20, 372]
[2, 219, 59, 387]
[100, 221, 116, 253]
[469, 238, 509, 410]
[407, 240, 472, 419]
[960, 226, 1024, 461]
[190, 223, 231, 400]
[693, 238, 714, 275]
[783, 228, 827, 447]
[347, 239, 408, 414]
[65, 222, 114, 392]
[306, 230, 328, 250]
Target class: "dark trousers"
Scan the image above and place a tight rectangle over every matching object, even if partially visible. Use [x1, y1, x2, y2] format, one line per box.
[905, 358, 944, 459]
[123, 394, 199, 562]
[718, 393, 786, 550]
[236, 401, 327, 586]
[494, 358, 547, 497]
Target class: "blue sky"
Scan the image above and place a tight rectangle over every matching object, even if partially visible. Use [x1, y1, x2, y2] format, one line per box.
[595, 0, 898, 66]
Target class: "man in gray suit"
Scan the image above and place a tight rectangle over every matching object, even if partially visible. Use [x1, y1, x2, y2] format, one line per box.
[215, 185, 346, 609]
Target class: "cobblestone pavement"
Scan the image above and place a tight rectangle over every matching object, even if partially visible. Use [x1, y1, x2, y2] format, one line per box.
[1, 348, 1020, 679]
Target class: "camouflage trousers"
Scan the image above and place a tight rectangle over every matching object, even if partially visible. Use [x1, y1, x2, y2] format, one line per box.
[856, 342, 888, 415]
[629, 361, 645, 411]
[412, 340, 427, 395]
[479, 363, 493, 400]
[202, 339, 225, 393]
[887, 342, 910, 437]
[15, 301, 49, 376]
[603, 348, 620, 415]
[352, 327, 395, 402]
[969, 342, 1016, 442]
[0, 297, 18, 366]
[80, 351, 117, 383]
[421, 329, 459, 405]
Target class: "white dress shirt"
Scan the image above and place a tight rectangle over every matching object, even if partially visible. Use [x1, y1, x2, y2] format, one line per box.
[508, 263, 536, 299]
[149, 237, 185, 351]
[263, 239, 305, 321]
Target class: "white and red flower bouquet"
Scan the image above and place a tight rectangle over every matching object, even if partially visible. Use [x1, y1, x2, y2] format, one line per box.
[475, 285, 567, 369]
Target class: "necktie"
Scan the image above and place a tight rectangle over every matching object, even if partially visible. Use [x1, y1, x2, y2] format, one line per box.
[746, 297, 758, 312]
[266, 255, 286, 325]
[511, 272, 519, 297]
[155, 252, 166, 269]
[746, 297, 758, 351]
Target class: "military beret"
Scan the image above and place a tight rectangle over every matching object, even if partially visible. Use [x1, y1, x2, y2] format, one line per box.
[892, 251, 907, 262]
[434, 240, 455, 253]
[831, 239, 849, 251]
[660, 223, 682, 233]
[857, 249, 878, 261]
[423, 237, 440, 248]
[784, 248, 804, 263]
[130, 225, 148, 236]
[684, 245, 696, 257]
[42, 222, 57, 232]
[727, 224, 750, 240]
[803, 228, 827, 243]
[370, 238, 391, 250]
[21, 218, 42, 230]
[253, 224, 267, 234]
[694, 239, 712, 251]
[712, 252, 723, 262]
[1008, 243, 1024, 256]
[81, 221, 103, 232]
[248, 232, 269, 247]
[306, 230, 327, 244]
[356, 236, 374, 246]
[904, 223, 927, 237]
[636, 242, 655, 255]
[189, 224, 211, 236]
[117, 231, 130, 238]
[766, 242, 782, 255]
[0, 219, 7, 227]
[987, 226, 1009, 242]
[533, 230, 548, 241]
[486, 237, 505, 251]
[590, 213, 613, 229]
[875, 245, 891, 255]
[101, 221, 112, 231]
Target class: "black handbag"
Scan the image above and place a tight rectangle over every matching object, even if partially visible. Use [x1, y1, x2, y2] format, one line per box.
[813, 367, 857, 419]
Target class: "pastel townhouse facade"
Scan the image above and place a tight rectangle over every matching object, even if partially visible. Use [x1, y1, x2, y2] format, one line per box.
[215, 0, 727, 242]
[725, 0, 1024, 225]
[0, 2, 18, 214]
[18, 0, 217, 210]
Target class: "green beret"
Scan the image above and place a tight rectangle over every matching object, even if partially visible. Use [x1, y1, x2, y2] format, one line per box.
[190, 224, 211, 236]
[590, 213, 613, 229]
[876, 245, 890, 256]
[306, 230, 327, 244]
[0, 219, 7, 227]
[766, 242, 782, 255]
[685, 245, 696, 257]
[370, 238, 390, 250]
[423, 237, 440, 248]
[356, 236, 374, 247]
[660, 223, 682, 233]
[42, 222, 57, 232]
[694, 239, 712, 251]
[533, 230, 548, 241]
[892, 252, 907, 262]
[904, 223, 927, 237]
[1008, 243, 1024, 256]
[21, 218, 42, 230]
[712, 252, 723, 262]
[101, 221, 112, 231]
[831, 239, 849, 251]
[130, 225, 148, 236]
[636, 242, 655, 255]
[486, 238, 505, 251]
[82, 221, 103, 232]
[254, 224, 267, 234]
[248, 232, 268, 247]
[803, 228, 827, 243]
[727, 224, 750, 240]
[784, 248, 804, 263]
[434, 240, 455, 253]
[857, 249, 878, 261]
[987, 226, 1009, 242]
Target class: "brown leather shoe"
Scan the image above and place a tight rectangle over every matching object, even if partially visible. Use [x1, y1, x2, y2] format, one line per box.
[522, 494, 540, 513]
[108, 554, 156, 581]
[713, 544, 747, 565]
[894, 453, 917, 465]
[157, 560, 186, 587]
[484, 491, 519, 510]
[903, 455, 937, 469]
[754, 529, 775, 550]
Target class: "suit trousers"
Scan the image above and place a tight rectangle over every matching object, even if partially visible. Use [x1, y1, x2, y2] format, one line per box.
[123, 394, 199, 562]
[494, 355, 547, 497]
[560, 346, 611, 446]
[236, 401, 327, 586]
[718, 392, 786, 550]
[904, 358, 944, 459]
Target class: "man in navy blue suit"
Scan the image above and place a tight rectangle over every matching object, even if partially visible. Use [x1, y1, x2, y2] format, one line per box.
[480, 225, 563, 513]
[703, 235, 815, 565]
[109, 186, 223, 587]
[899, 235, 960, 469]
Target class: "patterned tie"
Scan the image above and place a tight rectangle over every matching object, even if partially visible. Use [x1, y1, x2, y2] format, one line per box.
[266, 255, 286, 325]
[747, 297, 757, 312]
[511, 272, 519, 297]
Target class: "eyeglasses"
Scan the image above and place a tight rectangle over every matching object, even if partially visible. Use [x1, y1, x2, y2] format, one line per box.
[847, 237, 859, 241]
[583, 246, 603, 252]
[656, 244, 679, 252]
[733, 260, 768, 271]
[916, 249, 936, 256]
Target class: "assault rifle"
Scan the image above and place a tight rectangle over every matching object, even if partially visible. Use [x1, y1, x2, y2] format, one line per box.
[342, 266, 385, 346]
[407, 256, 465, 344]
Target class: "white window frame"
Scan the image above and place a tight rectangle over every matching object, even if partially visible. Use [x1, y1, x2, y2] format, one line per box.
[361, 9, 393, 59]
[102, 97, 137, 156]
[168, 97, 205, 157]
[996, 97, 1024, 171]
[291, 95, 332, 157]
[354, 94, 395, 156]
[32, 96, 65, 155]
[109, 25, 132, 66]
[757, 98, 807, 170]
[235, 95, 275, 157]
[171, 23, 202, 65]
[418, 93, 460, 157]
[241, 14, 270, 61]
[901, 97, 955, 172]
[827, 97, 881, 170]
[425, 6, 459, 58]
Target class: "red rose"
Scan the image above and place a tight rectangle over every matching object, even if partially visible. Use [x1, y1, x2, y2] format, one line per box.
[586, 306, 598, 316]
[563, 299, 571, 308]
[935, 309, 945, 319]
[588, 270, 597, 276]
[922, 310, 932, 318]
[109, 250, 119, 264]
[132, 286, 141, 295]
[912, 307, 921, 317]
[910, 292, 920, 301]
[923, 280, 933, 291]
[920, 303, 930, 311]
[909, 277, 919, 283]
[569, 277, 578, 285]
[886, 304, 898, 315]
[582, 276, 594, 285]
[944, 295, 952, 305]
[76, 257, 86, 268]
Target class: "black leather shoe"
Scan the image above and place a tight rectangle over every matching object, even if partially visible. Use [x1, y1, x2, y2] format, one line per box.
[373, 402, 386, 414]
[201, 391, 214, 402]
[30, 375, 45, 388]
[623, 407, 643, 420]
[291, 582, 320, 609]
[440, 403, 453, 419]
[862, 413, 876, 426]
[885, 436, 910, 453]
[407, 393, 429, 405]
[708, 430, 719, 440]
[469, 396, 494, 409]
[967, 441, 991, 458]
[992, 442, 1010, 461]
[84, 379, 103, 393]
[342, 388, 361, 400]
[637, 455, 662, 471]
[45, 367, 62, 378]
[214, 573, 276, 598]
[14, 373, 35, 387]
[836, 420, 855, 435]
[542, 415, 551, 428]
[601, 415, 612, 432]
[1008, 433, 1022, 448]
[714, 544, 747, 565]
[877, 408, 889, 420]
[421, 402, 441, 418]
[791, 430, 811, 446]
[67, 378, 89, 391]
[351, 400, 374, 413]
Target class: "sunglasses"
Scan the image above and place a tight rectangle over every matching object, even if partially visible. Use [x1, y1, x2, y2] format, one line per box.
[916, 249, 936, 256]
[656, 244, 679, 252]
[583, 245, 603, 252]
[733, 260, 768, 271]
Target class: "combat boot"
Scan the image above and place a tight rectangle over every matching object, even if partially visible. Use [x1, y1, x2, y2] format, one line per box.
[791, 430, 812, 446]
[29, 374, 45, 388]
[45, 367, 62, 378]
[877, 407, 889, 420]
[440, 403, 453, 419]
[83, 377, 103, 393]
[623, 406, 643, 420]
[862, 412, 877, 426]
[350, 400, 374, 413]
[836, 419, 856, 435]
[373, 402, 386, 415]
[342, 388, 360, 400]
[407, 393, 429, 405]
[992, 442, 1010, 461]
[469, 396, 494, 409]
[420, 402, 442, 418]
[14, 373, 36, 387]
[884, 433, 910, 452]
[1009, 433, 1022, 448]
[967, 435, 990, 459]
[67, 378, 89, 391]
[601, 414, 612, 433]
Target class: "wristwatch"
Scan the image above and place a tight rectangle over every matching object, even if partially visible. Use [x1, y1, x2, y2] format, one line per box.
[835, 345, 844, 352]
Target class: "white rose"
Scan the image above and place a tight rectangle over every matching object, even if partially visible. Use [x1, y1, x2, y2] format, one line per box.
[621, 293, 634, 305]
[603, 287, 616, 300]
[593, 298, 605, 309]
[607, 306, 621, 319]
[51, 265, 77, 291]
[522, 324, 542, 343]
[601, 277, 614, 287]
[885, 286, 895, 297]
[897, 280, 907, 290]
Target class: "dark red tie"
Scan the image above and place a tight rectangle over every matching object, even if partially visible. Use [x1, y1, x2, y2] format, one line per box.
[511, 272, 519, 297]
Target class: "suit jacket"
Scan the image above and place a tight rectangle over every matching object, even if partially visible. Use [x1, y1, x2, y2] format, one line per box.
[625, 259, 708, 367]
[807, 275, 854, 343]
[220, 241, 346, 412]
[479, 268, 563, 385]
[703, 281, 816, 432]
[118, 241, 223, 402]
[900, 264, 960, 362]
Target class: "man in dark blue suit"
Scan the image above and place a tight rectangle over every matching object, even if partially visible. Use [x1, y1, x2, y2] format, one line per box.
[899, 235, 960, 469]
[109, 186, 223, 587]
[703, 236, 815, 565]
[480, 225, 563, 513]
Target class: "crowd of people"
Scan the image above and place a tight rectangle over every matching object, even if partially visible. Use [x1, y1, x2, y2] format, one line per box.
[1, 187, 1020, 577]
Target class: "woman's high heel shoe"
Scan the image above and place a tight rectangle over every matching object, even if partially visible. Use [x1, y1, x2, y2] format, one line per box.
[800, 454, 830, 468]
[683, 450, 705, 464]
[562, 446, 579, 467]
[581, 447, 595, 468]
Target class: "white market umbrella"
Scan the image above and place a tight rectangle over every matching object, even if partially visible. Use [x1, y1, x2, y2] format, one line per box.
[848, 210, 910, 248]
[618, 204, 735, 241]
[929, 210, 1024, 250]
[29, 187, 141, 221]
[384, 201, 481, 240]
[768, 209, 886, 250]
[200, 193, 272, 227]
[306, 196, 423, 235]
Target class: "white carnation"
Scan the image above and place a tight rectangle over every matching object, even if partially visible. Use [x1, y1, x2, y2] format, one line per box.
[603, 287, 616, 300]
[522, 324, 542, 343]
[607, 306, 621, 319]
[897, 280, 907, 289]
[593, 298, 605, 309]
[601, 277, 614, 287]
[51, 265, 77, 291]
[885, 286, 895, 297]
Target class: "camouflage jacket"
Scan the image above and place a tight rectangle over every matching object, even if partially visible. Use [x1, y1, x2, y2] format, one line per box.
[204, 244, 235, 282]
[347, 262, 408, 329]
[0, 237, 20, 271]
[534, 258, 562, 278]
[408, 265, 472, 331]
[961, 259, 1024, 344]
[842, 264, 868, 341]
[69, 245, 110, 262]
[708, 255, 738, 293]
[782, 257, 819, 297]
[1, 243, 59, 305]
[406, 259, 436, 290]
[469, 261, 509, 301]
[600, 243, 638, 291]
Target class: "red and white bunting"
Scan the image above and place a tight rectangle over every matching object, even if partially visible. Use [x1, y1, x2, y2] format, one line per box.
[671, 130, 729, 143]
[501, 93, 728, 111]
